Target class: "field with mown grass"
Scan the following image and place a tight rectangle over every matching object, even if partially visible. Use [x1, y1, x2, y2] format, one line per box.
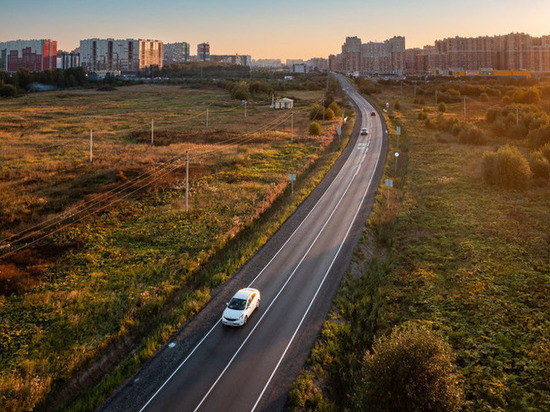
[288, 77, 550, 411]
[0, 82, 353, 410]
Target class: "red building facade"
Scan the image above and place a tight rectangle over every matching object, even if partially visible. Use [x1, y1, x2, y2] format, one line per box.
[1, 40, 57, 72]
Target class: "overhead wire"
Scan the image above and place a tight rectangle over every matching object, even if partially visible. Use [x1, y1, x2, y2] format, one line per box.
[0, 108, 295, 257]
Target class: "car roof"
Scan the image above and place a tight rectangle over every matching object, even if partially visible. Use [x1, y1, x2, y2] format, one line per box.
[232, 288, 259, 300]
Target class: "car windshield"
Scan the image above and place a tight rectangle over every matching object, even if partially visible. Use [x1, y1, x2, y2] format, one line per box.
[228, 298, 246, 310]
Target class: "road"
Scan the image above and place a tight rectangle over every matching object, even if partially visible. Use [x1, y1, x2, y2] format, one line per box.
[99, 74, 388, 412]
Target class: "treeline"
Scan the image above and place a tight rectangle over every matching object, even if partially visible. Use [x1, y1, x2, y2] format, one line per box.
[0, 67, 87, 96]
[156, 62, 250, 79]
[220, 73, 337, 101]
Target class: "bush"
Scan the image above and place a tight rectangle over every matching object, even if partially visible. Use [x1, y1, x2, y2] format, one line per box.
[394, 100, 401, 110]
[529, 151, 550, 179]
[310, 104, 322, 120]
[528, 125, 550, 149]
[328, 101, 341, 117]
[480, 92, 489, 102]
[0, 83, 17, 97]
[541, 143, 550, 161]
[438, 102, 447, 113]
[309, 122, 321, 135]
[482, 145, 532, 189]
[358, 323, 464, 412]
[458, 125, 486, 145]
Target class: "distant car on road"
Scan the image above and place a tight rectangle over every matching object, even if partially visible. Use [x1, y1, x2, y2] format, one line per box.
[360, 128, 368, 135]
[371, 111, 376, 116]
[222, 288, 261, 326]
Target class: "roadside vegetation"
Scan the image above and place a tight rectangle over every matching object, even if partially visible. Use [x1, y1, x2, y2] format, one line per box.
[0, 75, 354, 410]
[288, 76, 550, 411]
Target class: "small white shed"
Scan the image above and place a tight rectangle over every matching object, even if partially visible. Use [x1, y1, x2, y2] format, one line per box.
[274, 97, 294, 110]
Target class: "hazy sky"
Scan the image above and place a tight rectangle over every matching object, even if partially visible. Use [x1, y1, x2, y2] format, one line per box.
[2, 0, 549, 60]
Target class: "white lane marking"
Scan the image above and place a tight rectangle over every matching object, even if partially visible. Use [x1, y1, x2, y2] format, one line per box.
[195, 114, 380, 411]
[139, 95, 379, 412]
[252, 97, 384, 412]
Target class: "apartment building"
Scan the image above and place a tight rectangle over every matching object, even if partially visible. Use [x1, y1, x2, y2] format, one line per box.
[0, 39, 57, 72]
[163, 42, 190, 65]
[421, 33, 550, 74]
[80, 38, 163, 74]
[337, 36, 405, 75]
[197, 43, 210, 62]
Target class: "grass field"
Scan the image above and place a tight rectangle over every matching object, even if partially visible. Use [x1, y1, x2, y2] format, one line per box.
[0, 83, 351, 410]
[289, 78, 550, 411]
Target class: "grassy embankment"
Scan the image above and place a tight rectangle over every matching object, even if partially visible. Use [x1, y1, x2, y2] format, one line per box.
[288, 77, 550, 411]
[0, 82, 355, 410]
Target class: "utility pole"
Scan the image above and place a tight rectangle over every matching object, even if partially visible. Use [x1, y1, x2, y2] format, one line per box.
[464, 96, 466, 117]
[151, 119, 154, 145]
[89, 129, 93, 163]
[435, 89, 438, 105]
[290, 111, 294, 144]
[245, 101, 247, 118]
[516, 108, 519, 126]
[185, 151, 189, 213]
[206, 108, 209, 128]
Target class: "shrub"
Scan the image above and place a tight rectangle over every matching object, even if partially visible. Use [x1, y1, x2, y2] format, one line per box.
[328, 101, 341, 117]
[480, 92, 489, 102]
[502, 95, 512, 105]
[394, 100, 401, 110]
[0, 83, 17, 97]
[438, 102, 447, 113]
[529, 151, 550, 179]
[528, 125, 550, 149]
[458, 125, 486, 145]
[324, 107, 335, 121]
[309, 122, 321, 135]
[359, 323, 464, 412]
[482, 145, 532, 189]
[541, 142, 550, 161]
[310, 104, 322, 120]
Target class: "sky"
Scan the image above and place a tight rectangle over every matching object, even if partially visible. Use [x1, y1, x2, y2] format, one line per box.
[1, 0, 549, 60]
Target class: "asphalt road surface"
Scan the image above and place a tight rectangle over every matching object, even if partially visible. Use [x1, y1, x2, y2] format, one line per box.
[99, 74, 388, 412]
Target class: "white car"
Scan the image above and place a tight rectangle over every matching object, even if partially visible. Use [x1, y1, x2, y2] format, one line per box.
[360, 128, 368, 135]
[222, 288, 261, 326]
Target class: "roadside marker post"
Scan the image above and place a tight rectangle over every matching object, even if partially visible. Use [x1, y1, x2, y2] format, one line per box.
[89, 129, 93, 163]
[396, 126, 401, 148]
[385, 179, 393, 208]
[288, 173, 296, 195]
[394, 152, 399, 174]
[185, 151, 189, 213]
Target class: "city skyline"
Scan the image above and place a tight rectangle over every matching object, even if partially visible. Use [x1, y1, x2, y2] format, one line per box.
[2, 0, 550, 60]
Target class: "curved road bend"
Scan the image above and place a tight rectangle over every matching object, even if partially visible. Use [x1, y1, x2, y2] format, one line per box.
[99, 74, 388, 412]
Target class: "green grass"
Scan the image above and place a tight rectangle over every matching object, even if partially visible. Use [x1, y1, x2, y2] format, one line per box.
[0, 83, 350, 411]
[288, 79, 550, 411]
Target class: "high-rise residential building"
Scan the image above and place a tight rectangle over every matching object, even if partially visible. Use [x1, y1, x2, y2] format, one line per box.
[210, 54, 251, 65]
[341, 36, 362, 72]
[197, 43, 210, 62]
[337, 36, 405, 74]
[163, 42, 190, 65]
[420, 33, 550, 73]
[57, 50, 80, 70]
[80, 38, 163, 74]
[0, 39, 57, 72]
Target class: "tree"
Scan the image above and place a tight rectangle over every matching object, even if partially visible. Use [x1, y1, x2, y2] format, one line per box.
[309, 122, 321, 135]
[324, 107, 335, 121]
[438, 102, 447, 112]
[394, 100, 401, 110]
[358, 323, 464, 412]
